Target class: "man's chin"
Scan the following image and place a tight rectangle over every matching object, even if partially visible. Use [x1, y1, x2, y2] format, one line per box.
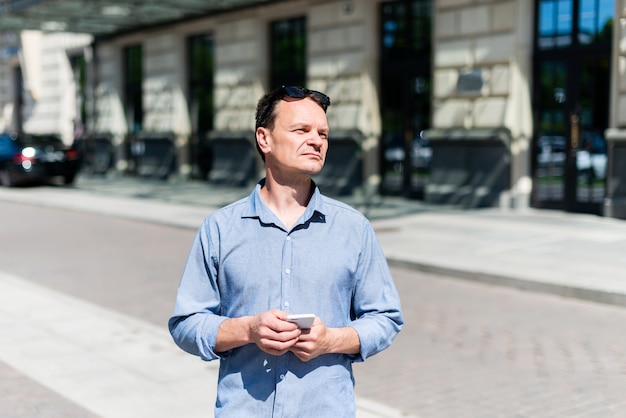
[305, 164, 325, 176]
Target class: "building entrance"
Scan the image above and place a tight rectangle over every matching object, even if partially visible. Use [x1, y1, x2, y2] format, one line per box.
[532, 0, 613, 214]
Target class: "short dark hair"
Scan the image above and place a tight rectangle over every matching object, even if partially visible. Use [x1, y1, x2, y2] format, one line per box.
[254, 85, 331, 160]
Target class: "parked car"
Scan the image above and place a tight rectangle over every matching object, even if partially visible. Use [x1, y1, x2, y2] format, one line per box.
[383, 130, 432, 173]
[0, 132, 81, 186]
[577, 131, 607, 180]
[536, 133, 607, 180]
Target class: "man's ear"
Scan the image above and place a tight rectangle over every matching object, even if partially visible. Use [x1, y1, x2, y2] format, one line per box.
[256, 127, 271, 155]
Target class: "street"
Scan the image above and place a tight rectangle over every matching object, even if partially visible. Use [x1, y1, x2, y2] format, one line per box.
[1, 200, 626, 417]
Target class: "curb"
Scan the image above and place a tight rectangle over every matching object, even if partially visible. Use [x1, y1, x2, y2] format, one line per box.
[387, 258, 626, 308]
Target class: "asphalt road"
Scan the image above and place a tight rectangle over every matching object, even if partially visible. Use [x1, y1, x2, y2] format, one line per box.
[2, 200, 626, 417]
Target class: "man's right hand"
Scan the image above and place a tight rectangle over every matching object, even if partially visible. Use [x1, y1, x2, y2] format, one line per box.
[215, 310, 301, 355]
[249, 310, 302, 355]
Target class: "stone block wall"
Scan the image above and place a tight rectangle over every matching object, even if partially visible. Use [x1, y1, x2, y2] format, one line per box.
[213, 17, 265, 133]
[143, 34, 189, 135]
[0, 32, 20, 132]
[90, 0, 376, 184]
[431, 0, 533, 207]
[12, 32, 92, 144]
[93, 42, 129, 173]
[615, 0, 626, 128]
[433, 0, 530, 133]
[604, 0, 626, 218]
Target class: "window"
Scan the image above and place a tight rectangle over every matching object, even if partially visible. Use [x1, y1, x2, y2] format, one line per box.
[379, 0, 433, 196]
[537, 0, 614, 49]
[15, 67, 24, 131]
[537, 0, 573, 48]
[382, 0, 431, 61]
[578, 0, 613, 44]
[123, 44, 143, 133]
[269, 16, 306, 89]
[188, 33, 214, 134]
[69, 54, 87, 137]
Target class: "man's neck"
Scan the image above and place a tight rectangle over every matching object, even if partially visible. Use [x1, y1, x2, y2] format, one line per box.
[260, 175, 313, 230]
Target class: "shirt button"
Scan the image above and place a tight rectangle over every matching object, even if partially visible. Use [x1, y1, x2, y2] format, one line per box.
[285, 269, 290, 274]
[279, 374, 285, 380]
[284, 301, 290, 307]
[286, 236, 291, 241]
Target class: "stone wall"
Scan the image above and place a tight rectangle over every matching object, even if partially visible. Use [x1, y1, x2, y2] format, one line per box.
[604, 0, 626, 218]
[143, 34, 189, 136]
[431, 0, 533, 207]
[10, 31, 91, 144]
[94, 44, 124, 138]
[90, 0, 378, 186]
[614, 0, 626, 128]
[0, 32, 20, 132]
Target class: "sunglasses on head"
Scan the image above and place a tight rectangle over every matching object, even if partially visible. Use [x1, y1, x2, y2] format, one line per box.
[280, 86, 330, 111]
[257, 85, 331, 129]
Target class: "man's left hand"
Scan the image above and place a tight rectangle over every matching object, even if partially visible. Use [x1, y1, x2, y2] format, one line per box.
[288, 318, 360, 362]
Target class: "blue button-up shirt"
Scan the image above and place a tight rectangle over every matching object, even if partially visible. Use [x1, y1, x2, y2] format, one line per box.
[169, 181, 403, 418]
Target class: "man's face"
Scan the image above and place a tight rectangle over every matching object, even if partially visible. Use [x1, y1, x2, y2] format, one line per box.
[258, 97, 329, 177]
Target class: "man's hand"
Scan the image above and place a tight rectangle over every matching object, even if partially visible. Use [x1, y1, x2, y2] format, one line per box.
[288, 318, 360, 362]
[215, 310, 301, 355]
[249, 310, 302, 356]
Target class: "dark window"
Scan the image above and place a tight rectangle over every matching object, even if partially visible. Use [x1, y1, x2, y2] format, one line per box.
[382, 0, 431, 62]
[69, 54, 87, 136]
[380, 0, 432, 196]
[380, 0, 432, 134]
[269, 16, 306, 89]
[123, 44, 143, 133]
[15, 66, 24, 131]
[537, 61, 568, 134]
[188, 33, 214, 134]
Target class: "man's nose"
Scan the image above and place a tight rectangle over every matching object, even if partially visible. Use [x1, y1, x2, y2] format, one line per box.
[308, 132, 324, 147]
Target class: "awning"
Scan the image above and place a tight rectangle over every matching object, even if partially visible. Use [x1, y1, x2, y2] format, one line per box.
[0, 0, 283, 37]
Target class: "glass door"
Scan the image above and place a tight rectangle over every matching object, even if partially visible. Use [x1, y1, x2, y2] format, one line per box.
[532, 0, 613, 214]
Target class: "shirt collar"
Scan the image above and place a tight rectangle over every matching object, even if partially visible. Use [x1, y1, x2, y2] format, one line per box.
[242, 179, 326, 230]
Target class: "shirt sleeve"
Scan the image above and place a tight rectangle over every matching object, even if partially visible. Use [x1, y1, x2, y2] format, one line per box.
[168, 218, 227, 361]
[348, 220, 404, 362]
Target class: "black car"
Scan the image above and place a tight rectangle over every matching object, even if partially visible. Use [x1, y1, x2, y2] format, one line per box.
[0, 132, 81, 186]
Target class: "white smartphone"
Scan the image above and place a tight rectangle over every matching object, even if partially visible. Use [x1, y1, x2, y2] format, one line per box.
[286, 313, 315, 329]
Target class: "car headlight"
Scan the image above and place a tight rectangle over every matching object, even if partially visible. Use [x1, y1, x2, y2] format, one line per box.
[22, 147, 36, 158]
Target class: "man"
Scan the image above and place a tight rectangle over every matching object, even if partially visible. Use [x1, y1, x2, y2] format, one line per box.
[169, 85, 403, 417]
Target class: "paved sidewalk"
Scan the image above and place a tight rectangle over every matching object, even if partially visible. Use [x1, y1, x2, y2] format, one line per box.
[0, 271, 217, 418]
[3, 175, 626, 307]
[374, 206, 626, 307]
[0, 177, 422, 418]
[0, 271, 410, 418]
[1, 175, 626, 418]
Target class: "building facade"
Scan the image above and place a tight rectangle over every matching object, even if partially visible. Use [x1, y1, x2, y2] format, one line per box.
[1, 0, 625, 218]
